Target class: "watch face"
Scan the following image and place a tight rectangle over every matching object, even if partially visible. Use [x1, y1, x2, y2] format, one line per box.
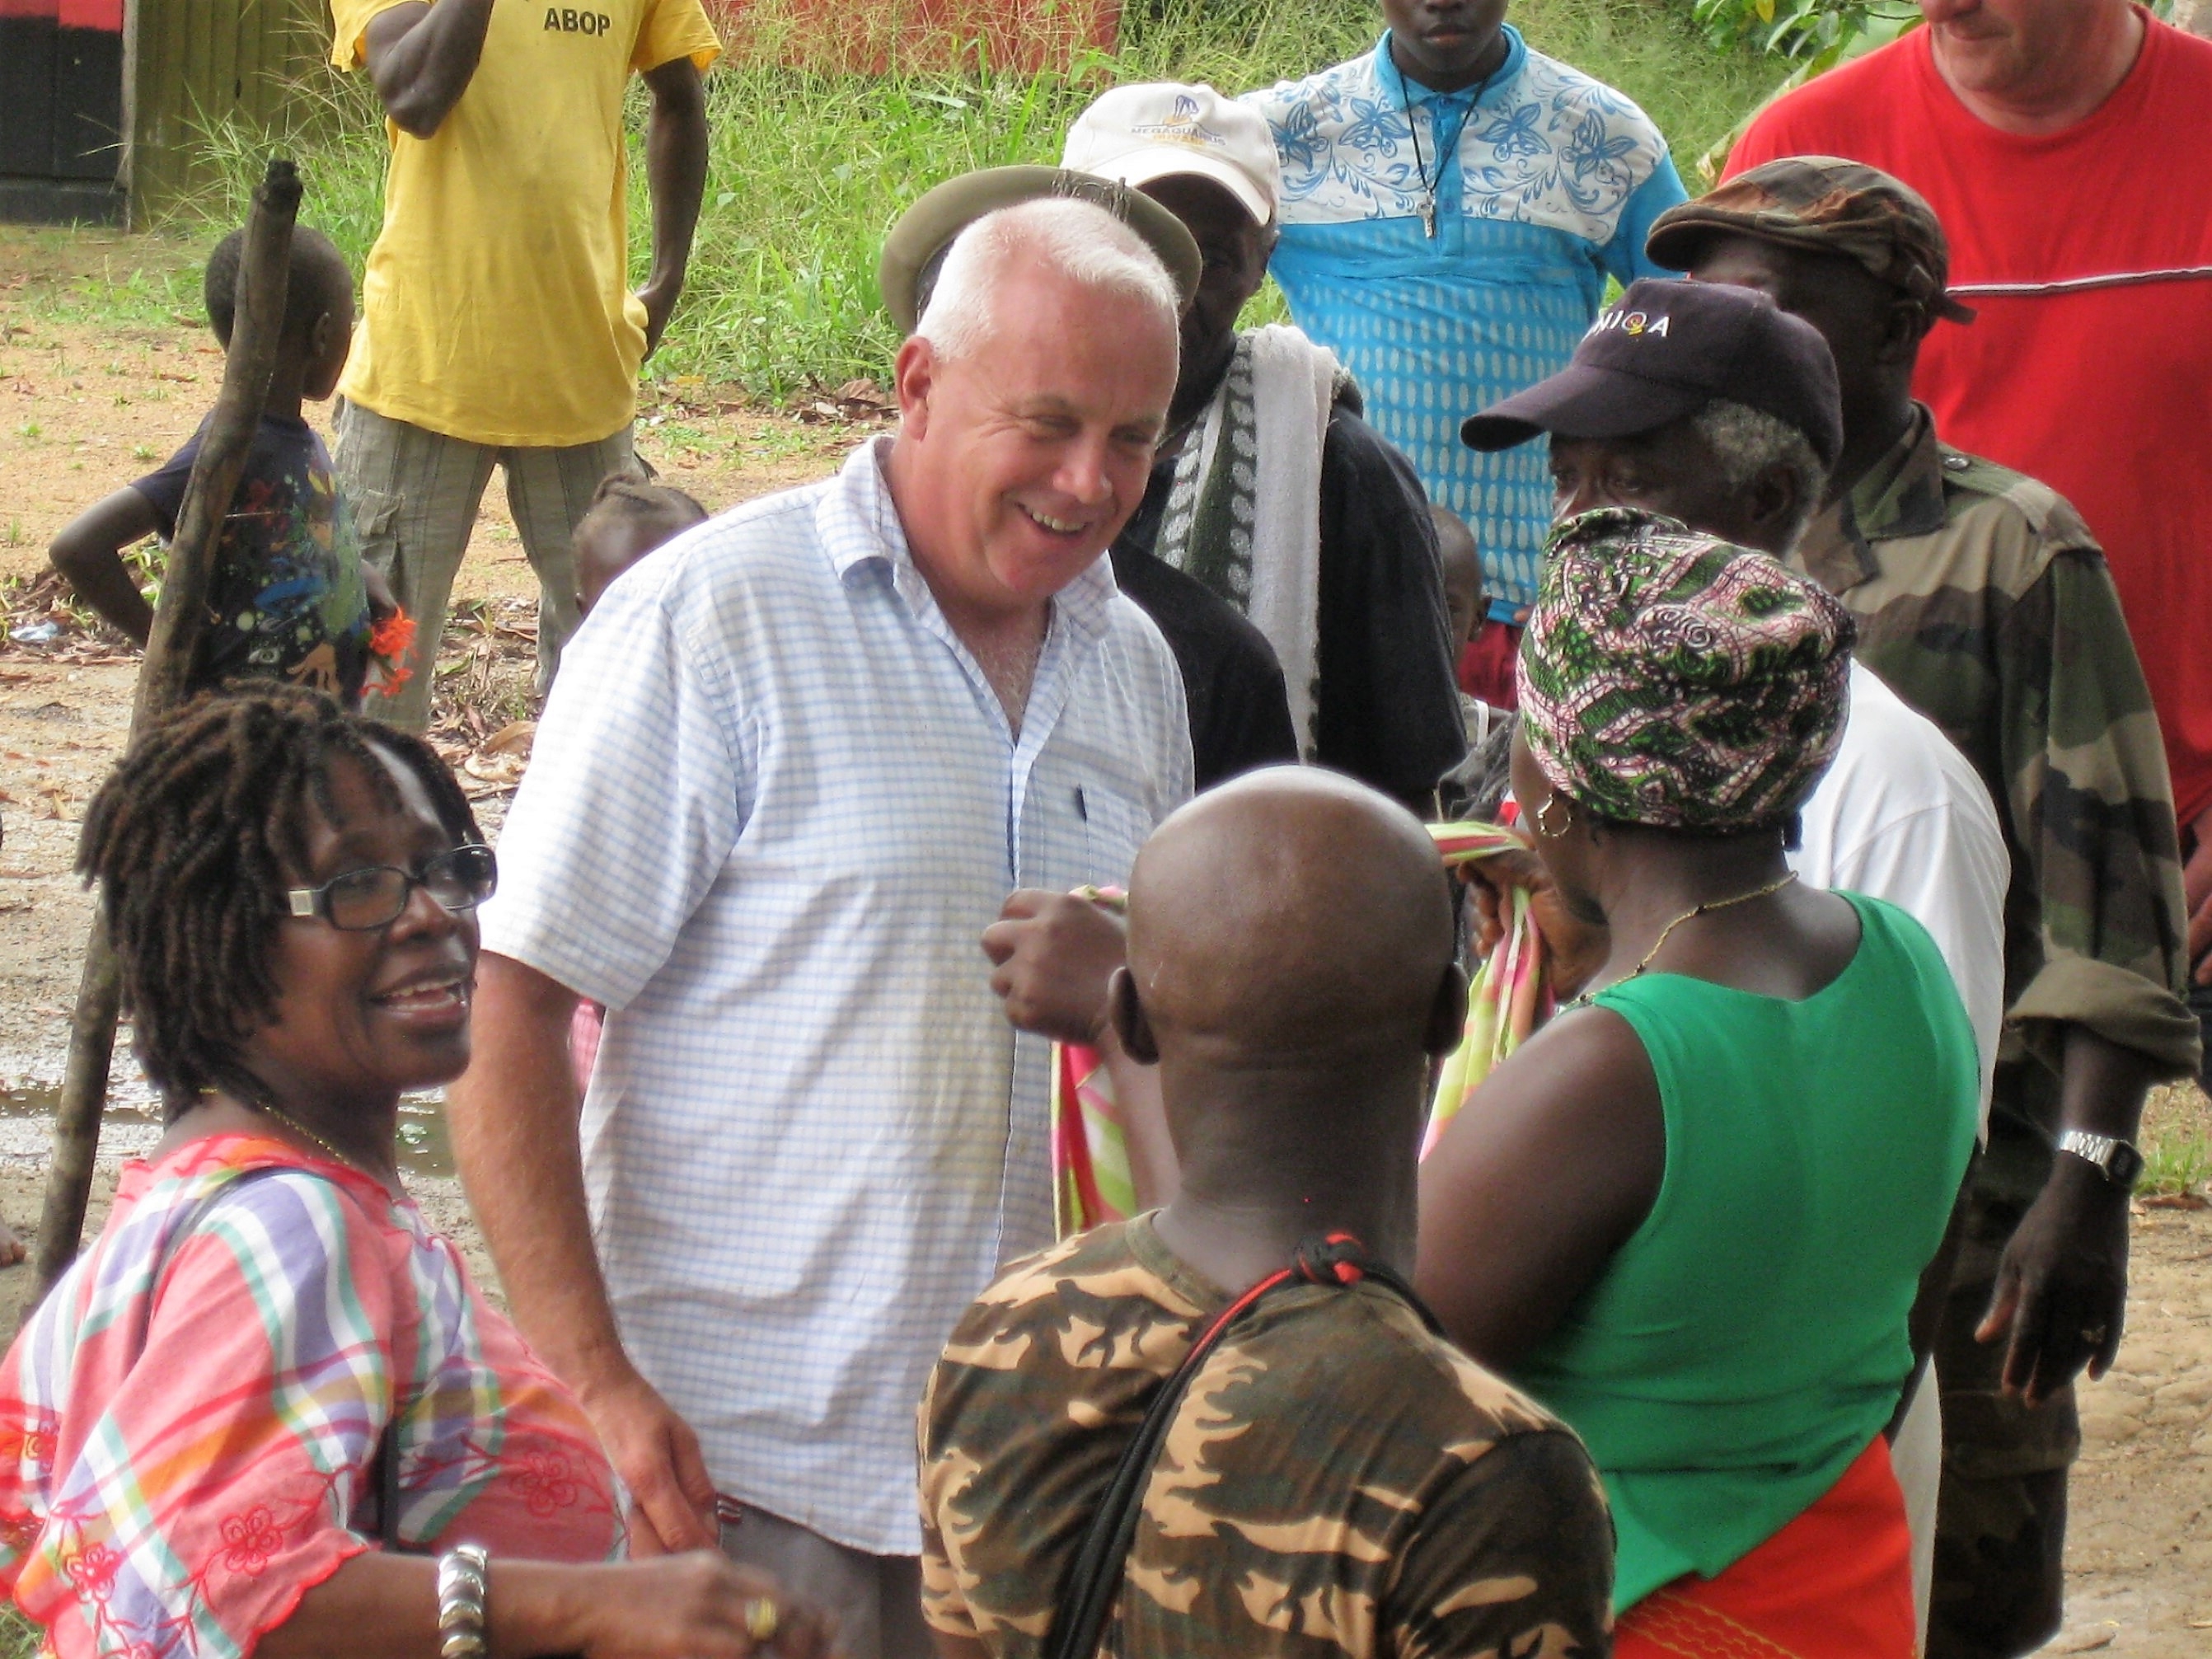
[2108, 1141, 2145, 1189]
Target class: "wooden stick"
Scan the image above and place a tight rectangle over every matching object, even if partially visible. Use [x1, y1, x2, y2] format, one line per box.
[26, 158, 303, 1314]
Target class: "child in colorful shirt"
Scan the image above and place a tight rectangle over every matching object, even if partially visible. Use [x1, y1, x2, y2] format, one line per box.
[47, 225, 386, 707]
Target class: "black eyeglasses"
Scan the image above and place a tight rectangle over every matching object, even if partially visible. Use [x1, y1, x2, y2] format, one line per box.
[285, 844, 499, 931]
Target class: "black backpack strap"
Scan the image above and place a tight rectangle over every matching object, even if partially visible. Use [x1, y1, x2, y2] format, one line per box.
[1042, 1232, 1441, 1659]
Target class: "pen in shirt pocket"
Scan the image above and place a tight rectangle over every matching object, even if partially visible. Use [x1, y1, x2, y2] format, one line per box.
[715, 1492, 747, 1538]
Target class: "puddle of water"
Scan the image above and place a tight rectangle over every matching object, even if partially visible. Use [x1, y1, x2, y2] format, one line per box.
[0, 1085, 457, 1181]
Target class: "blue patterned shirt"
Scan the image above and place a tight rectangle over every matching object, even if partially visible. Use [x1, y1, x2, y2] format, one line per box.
[1245, 29, 1686, 612]
[480, 438, 1193, 1554]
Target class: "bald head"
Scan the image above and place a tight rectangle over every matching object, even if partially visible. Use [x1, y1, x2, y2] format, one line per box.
[1125, 768, 1455, 1066]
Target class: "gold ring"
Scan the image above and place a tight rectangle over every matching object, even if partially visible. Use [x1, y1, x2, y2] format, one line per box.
[744, 1596, 780, 1643]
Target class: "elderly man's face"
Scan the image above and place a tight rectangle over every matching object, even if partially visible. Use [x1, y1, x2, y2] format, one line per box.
[1919, 0, 2121, 96]
[1549, 419, 1783, 555]
[898, 260, 1177, 618]
[1138, 175, 1273, 420]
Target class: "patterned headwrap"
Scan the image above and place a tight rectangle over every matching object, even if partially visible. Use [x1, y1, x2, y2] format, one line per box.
[1517, 508, 1855, 831]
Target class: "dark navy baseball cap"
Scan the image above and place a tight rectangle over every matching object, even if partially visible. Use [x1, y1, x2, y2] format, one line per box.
[1460, 279, 1844, 471]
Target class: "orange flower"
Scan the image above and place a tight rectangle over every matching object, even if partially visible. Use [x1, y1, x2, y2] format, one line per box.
[368, 607, 418, 699]
[368, 607, 417, 663]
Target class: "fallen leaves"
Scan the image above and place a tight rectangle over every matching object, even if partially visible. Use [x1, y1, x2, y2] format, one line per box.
[797, 377, 896, 424]
[481, 719, 536, 757]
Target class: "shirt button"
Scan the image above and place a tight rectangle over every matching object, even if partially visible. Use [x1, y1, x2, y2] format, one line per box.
[1942, 454, 1971, 472]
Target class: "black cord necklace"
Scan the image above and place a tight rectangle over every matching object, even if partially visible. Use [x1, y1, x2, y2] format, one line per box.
[1407, 73, 1441, 240]
[1392, 39, 1502, 239]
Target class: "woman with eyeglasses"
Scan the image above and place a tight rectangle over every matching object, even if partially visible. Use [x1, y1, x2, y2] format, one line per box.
[0, 688, 824, 1659]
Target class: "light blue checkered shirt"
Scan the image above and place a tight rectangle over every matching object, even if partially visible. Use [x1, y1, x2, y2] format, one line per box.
[480, 438, 1193, 1554]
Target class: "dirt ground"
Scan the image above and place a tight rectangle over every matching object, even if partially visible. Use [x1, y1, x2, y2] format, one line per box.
[3, 230, 2210, 1654]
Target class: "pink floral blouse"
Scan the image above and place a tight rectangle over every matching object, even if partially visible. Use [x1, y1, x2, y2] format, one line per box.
[0, 1134, 621, 1659]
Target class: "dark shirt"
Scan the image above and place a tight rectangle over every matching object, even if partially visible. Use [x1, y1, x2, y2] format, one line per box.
[1108, 539, 1298, 792]
[1114, 397, 1466, 809]
[132, 414, 371, 705]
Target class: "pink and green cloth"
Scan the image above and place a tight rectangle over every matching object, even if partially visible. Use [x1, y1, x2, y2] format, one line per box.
[1050, 824, 1554, 1236]
[0, 1134, 620, 1659]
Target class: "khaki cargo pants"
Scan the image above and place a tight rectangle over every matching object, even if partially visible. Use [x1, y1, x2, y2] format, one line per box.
[333, 400, 634, 731]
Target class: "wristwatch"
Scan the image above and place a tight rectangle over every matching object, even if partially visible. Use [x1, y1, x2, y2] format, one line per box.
[2057, 1129, 2144, 1190]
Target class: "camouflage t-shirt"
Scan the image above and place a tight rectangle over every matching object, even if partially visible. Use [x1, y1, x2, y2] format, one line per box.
[918, 1217, 1614, 1658]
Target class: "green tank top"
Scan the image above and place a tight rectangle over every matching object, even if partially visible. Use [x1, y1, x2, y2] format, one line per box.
[1509, 892, 1978, 1610]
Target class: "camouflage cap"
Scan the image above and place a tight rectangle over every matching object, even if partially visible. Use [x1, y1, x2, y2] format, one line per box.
[1646, 155, 1975, 326]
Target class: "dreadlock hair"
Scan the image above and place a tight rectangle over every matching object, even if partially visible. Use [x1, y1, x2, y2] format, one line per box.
[77, 685, 480, 1121]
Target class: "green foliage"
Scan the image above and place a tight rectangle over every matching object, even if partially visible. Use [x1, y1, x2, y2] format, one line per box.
[162, 0, 1772, 395]
[0, 1608, 34, 1659]
[2143, 1123, 2212, 1197]
[1688, 0, 1919, 63]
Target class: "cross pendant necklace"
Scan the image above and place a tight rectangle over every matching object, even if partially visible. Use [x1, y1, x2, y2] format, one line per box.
[1394, 52, 1483, 243]
[1408, 109, 1440, 240]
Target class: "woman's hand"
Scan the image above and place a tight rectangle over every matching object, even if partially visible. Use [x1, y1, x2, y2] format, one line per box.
[568, 1554, 831, 1659]
[268, 1551, 830, 1659]
[1456, 846, 1610, 1001]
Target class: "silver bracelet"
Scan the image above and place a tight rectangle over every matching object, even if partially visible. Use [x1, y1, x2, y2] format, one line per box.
[436, 1544, 491, 1659]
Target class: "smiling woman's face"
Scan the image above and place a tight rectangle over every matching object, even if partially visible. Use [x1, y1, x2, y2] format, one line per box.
[242, 747, 480, 1112]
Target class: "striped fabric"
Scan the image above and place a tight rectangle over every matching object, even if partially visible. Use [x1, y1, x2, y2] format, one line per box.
[1244, 28, 1687, 612]
[0, 1135, 619, 1659]
[479, 436, 1193, 1556]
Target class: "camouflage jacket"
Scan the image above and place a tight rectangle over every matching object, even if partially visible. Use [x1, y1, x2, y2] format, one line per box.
[917, 1218, 1614, 1658]
[1789, 407, 2199, 1094]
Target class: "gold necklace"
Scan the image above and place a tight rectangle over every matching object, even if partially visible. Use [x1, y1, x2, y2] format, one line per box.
[1572, 871, 1802, 1007]
[257, 1104, 364, 1174]
[204, 1086, 368, 1177]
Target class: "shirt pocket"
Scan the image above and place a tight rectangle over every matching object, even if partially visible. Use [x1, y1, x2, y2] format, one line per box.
[1080, 783, 1155, 887]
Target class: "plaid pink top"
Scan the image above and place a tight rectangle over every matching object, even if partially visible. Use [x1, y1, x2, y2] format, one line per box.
[0, 1134, 621, 1659]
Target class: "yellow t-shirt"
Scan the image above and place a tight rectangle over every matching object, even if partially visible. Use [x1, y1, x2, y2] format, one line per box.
[331, 0, 721, 448]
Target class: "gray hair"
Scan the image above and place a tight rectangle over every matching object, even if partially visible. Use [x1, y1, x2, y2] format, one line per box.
[1691, 398, 1830, 552]
[915, 196, 1179, 364]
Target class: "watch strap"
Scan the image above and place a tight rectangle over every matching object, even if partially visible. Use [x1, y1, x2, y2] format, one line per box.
[2056, 1129, 2141, 1188]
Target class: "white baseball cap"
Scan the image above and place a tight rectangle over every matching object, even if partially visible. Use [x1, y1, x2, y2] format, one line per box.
[1061, 82, 1281, 227]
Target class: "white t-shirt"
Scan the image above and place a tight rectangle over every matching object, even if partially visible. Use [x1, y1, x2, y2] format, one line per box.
[1794, 661, 2008, 1136]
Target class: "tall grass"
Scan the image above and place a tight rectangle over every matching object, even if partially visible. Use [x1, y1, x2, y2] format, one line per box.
[172, 0, 1774, 396]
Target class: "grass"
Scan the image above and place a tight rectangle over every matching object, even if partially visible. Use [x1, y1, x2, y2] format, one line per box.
[0, 1609, 27, 1659]
[143, 0, 1773, 397]
[2140, 1081, 2212, 1199]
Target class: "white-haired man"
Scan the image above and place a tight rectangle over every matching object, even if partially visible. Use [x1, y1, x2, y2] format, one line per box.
[448, 198, 1194, 1658]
